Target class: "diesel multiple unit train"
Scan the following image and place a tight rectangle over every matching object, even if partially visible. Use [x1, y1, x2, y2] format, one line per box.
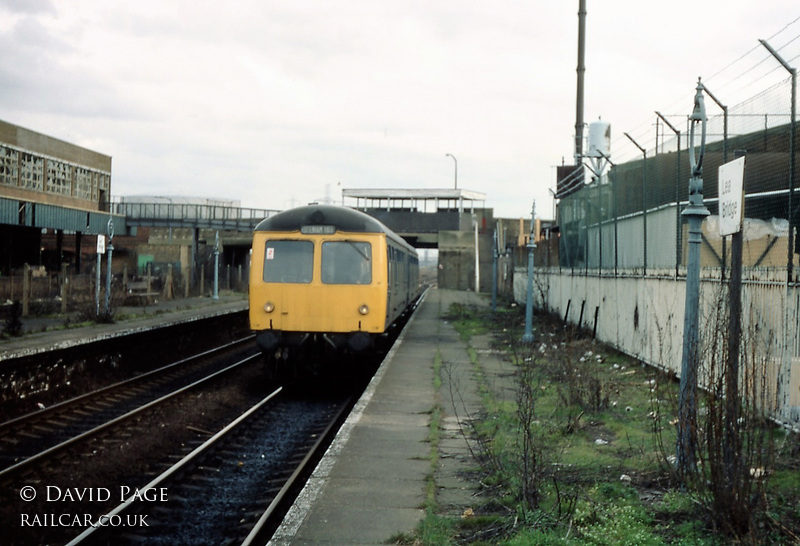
[249, 204, 421, 377]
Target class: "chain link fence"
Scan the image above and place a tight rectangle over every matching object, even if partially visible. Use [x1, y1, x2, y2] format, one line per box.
[558, 77, 796, 277]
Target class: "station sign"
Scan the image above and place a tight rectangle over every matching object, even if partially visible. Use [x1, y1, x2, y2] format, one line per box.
[718, 156, 745, 236]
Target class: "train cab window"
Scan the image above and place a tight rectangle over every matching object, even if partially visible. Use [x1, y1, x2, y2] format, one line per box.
[263, 240, 313, 283]
[322, 241, 372, 284]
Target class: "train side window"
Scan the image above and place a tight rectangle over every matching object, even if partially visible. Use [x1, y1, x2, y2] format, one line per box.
[263, 240, 314, 283]
[322, 241, 372, 284]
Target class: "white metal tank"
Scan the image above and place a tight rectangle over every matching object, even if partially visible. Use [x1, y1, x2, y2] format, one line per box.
[587, 119, 611, 159]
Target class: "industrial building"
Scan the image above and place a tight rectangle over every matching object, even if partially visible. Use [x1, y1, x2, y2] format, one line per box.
[0, 119, 125, 275]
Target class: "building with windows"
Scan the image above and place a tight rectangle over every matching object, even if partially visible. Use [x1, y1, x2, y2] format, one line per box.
[0, 119, 125, 274]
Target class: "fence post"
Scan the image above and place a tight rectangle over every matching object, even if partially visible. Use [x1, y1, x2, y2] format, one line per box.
[213, 231, 219, 300]
[22, 263, 30, 317]
[492, 226, 498, 312]
[165, 264, 174, 300]
[60, 263, 68, 315]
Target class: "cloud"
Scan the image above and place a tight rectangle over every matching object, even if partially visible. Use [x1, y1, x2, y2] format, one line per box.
[0, 1, 798, 219]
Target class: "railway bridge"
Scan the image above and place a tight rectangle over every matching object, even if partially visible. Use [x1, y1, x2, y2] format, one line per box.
[110, 189, 520, 292]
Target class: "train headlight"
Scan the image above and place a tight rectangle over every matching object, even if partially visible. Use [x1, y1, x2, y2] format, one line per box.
[358, 304, 369, 315]
[264, 302, 275, 313]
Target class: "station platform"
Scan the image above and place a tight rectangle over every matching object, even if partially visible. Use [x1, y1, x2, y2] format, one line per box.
[1, 287, 496, 545]
[0, 293, 249, 362]
[270, 288, 495, 545]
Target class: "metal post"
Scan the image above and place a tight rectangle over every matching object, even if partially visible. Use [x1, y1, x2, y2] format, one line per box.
[624, 133, 647, 275]
[698, 84, 729, 278]
[574, 0, 587, 164]
[60, 262, 68, 315]
[95, 235, 104, 317]
[473, 216, 480, 293]
[445, 153, 458, 189]
[759, 40, 796, 278]
[655, 111, 683, 277]
[22, 263, 30, 317]
[104, 218, 114, 315]
[213, 231, 220, 300]
[491, 226, 498, 311]
[725, 150, 746, 482]
[522, 201, 536, 343]
[759, 37, 796, 425]
[677, 79, 710, 476]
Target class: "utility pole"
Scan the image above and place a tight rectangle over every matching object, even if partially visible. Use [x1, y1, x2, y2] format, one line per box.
[677, 79, 710, 476]
[574, 0, 587, 165]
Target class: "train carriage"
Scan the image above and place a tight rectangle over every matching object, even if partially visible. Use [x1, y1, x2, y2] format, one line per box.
[249, 204, 420, 377]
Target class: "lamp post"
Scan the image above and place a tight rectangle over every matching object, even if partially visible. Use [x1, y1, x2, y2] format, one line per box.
[104, 218, 114, 314]
[445, 153, 458, 189]
[677, 79, 710, 477]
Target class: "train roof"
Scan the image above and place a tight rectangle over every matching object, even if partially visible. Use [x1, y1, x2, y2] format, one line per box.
[254, 205, 417, 254]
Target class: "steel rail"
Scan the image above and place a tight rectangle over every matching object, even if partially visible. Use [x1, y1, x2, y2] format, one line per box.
[0, 335, 255, 433]
[0, 352, 260, 480]
[65, 386, 283, 546]
[240, 395, 353, 546]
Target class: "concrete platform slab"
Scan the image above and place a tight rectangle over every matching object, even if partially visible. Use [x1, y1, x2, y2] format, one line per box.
[270, 288, 491, 546]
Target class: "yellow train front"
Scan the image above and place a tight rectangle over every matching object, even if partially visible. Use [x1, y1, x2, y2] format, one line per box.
[249, 204, 420, 377]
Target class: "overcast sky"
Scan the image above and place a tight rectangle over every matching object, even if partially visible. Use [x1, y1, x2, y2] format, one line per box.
[1, 1, 799, 219]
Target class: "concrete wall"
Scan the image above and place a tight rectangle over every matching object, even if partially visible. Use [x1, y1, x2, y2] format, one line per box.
[515, 270, 685, 367]
[437, 230, 497, 292]
[514, 267, 800, 429]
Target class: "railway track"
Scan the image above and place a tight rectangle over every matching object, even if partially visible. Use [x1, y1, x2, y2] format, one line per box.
[3, 332, 374, 545]
[0, 336, 260, 480]
[64, 386, 352, 545]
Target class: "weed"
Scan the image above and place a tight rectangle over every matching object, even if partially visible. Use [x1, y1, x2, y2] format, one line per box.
[418, 301, 800, 545]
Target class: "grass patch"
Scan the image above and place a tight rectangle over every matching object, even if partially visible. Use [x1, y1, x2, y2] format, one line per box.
[407, 302, 800, 545]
